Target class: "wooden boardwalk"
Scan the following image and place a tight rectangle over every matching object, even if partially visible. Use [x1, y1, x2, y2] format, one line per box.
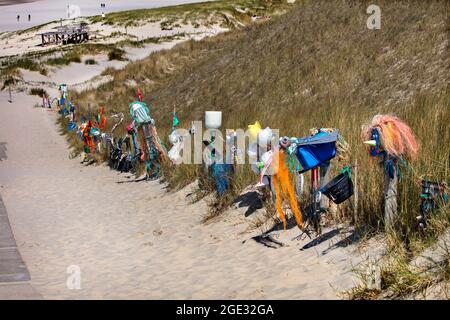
[38, 23, 90, 46]
[0, 193, 41, 299]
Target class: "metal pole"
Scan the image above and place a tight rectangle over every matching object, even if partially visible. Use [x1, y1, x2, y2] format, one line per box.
[311, 166, 321, 231]
[319, 161, 331, 211]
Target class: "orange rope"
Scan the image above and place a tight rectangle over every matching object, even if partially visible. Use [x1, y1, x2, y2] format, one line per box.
[273, 149, 304, 229]
[273, 174, 287, 229]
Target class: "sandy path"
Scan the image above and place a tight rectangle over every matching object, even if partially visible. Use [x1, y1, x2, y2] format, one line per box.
[0, 91, 369, 299]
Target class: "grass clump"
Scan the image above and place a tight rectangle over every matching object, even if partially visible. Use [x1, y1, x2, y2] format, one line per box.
[0, 57, 47, 76]
[347, 257, 435, 299]
[46, 51, 82, 66]
[108, 48, 126, 61]
[117, 33, 187, 48]
[29, 87, 48, 97]
[347, 223, 449, 300]
[84, 58, 97, 65]
[9, 58, 40, 71]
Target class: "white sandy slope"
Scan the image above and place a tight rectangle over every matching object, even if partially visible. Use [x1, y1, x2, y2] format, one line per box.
[17, 39, 186, 88]
[10, 31, 219, 94]
[0, 88, 385, 299]
[0, 14, 227, 57]
[0, 0, 216, 32]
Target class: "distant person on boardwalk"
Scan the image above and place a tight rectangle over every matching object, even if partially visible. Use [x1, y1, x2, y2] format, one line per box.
[17, 15, 20, 22]
[28, 14, 31, 22]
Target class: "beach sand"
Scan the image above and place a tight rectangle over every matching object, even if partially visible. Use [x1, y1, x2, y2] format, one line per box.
[0, 1, 36, 7]
[0, 88, 384, 299]
[0, 0, 214, 32]
[0, 10, 384, 297]
[0, 15, 227, 58]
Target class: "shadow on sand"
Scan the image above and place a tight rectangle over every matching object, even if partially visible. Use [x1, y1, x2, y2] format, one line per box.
[233, 191, 264, 217]
[116, 177, 148, 184]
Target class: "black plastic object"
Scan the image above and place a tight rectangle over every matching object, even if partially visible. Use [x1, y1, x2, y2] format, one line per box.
[321, 172, 354, 204]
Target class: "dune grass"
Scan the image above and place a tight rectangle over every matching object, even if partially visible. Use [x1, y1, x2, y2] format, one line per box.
[66, 0, 449, 296]
[347, 210, 449, 299]
[2, 0, 290, 77]
[46, 51, 82, 66]
[89, 0, 293, 27]
[0, 57, 47, 76]
[0, 43, 123, 79]
[29, 87, 48, 97]
[107, 47, 126, 61]
[116, 33, 188, 48]
[84, 58, 97, 65]
[72, 0, 448, 210]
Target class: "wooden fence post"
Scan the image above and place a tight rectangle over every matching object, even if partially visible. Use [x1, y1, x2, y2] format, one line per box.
[384, 158, 398, 230]
[320, 161, 331, 211]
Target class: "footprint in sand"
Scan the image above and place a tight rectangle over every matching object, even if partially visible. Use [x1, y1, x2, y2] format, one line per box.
[252, 288, 265, 298]
[0, 142, 7, 161]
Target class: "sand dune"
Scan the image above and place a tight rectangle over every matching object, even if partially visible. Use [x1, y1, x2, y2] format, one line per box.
[8, 32, 219, 96]
[0, 15, 227, 58]
[0, 8, 381, 298]
[0, 90, 383, 299]
[0, 0, 214, 32]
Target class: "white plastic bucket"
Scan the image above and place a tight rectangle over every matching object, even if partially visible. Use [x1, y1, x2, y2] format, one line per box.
[205, 111, 222, 129]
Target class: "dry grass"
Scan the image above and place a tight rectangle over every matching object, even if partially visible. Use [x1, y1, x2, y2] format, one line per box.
[348, 257, 435, 299]
[29, 87, 47, 97]
[347, 224, 450, 299]
[107, 47, 126, 61]
[61, 0, 450, 298]
[0, 56, 47, 78]
[71, 0, 448, 224]
[46, 51, 82, 66]
[89, 0, 293, 27]
[0, 43, 121, 81]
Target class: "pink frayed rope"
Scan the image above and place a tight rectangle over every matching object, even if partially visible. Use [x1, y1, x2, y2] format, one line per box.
[363, 114, 419, 159]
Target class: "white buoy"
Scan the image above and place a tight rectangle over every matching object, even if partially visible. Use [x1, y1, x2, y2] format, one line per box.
[205, 111, 222, 129]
